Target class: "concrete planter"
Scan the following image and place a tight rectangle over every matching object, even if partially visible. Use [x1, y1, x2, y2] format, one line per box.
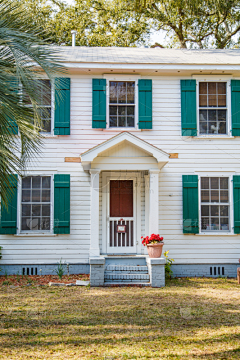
[147, 243, 164, 258]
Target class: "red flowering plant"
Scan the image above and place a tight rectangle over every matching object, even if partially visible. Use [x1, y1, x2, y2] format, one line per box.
[141, 234, 164, 246]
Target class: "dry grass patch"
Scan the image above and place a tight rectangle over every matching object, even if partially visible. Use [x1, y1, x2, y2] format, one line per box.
[0, 278, 240, 359]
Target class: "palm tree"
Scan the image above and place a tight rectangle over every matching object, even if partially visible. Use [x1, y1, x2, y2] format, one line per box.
[0, 0, 62, 205]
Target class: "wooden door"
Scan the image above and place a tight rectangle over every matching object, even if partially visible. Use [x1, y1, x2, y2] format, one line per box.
[107, 180, 136, 253]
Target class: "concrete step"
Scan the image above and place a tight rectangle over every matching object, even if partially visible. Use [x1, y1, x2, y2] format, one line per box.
[105, 265, 148, 273]
[104, 273, 150, 281]
[105, 256, 147, 266]
[104, 282, 151, 287]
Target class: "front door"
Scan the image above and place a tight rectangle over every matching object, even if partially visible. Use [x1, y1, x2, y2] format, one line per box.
[107, 180, 136, 254]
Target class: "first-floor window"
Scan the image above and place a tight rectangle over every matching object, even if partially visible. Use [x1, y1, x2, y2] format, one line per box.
[21, 176, 51, 232]
[201, 177, 229, 231]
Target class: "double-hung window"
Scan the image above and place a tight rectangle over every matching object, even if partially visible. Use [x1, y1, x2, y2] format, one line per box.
[23, 79, 52, 134]
[109, 81, 135, 128]
[201, 177, 230, 232]
[21, 176, 51, 232]
[199, 82, 227, 135]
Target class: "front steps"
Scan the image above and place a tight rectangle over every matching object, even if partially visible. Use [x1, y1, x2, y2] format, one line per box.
[89, 256, 166, 287]
[104, 257, 150, 286]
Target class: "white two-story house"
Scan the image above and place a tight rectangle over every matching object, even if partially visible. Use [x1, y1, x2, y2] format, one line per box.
[1, 47, 240, 284]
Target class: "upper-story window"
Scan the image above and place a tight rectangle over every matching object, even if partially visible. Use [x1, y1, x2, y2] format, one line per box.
[109, 81, 135, 128]
[199, 82, 227, 135]
[24, 79, 52, 133]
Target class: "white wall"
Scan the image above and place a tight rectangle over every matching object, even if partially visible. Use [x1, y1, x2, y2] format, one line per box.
[1, 75, 240, 264]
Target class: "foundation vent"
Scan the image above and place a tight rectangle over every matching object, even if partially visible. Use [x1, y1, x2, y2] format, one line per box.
[210, 266, 224, 276]
[22, 267, 38, 276]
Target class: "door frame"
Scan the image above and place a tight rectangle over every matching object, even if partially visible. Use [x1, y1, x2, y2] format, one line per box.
[102, 171, 141, 254]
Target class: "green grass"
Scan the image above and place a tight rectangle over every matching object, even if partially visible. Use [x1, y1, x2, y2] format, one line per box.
[1, 278, 240, 359]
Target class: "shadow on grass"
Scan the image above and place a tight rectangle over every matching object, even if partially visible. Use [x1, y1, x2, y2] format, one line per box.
[0, 278, 240, 359]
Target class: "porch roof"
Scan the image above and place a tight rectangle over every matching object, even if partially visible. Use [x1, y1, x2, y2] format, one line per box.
[80, 132, 169, 171]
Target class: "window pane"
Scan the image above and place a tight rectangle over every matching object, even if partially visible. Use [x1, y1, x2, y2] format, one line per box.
[201, 177, 209, 189]
[42, 190, 50, 202]
[199, 110, 207, 121]
[127, 82, 135, 104]
[110, 117, 117, 127]
[42, 218, 50, 230]
[210, 177, 219, 189]
[118, 117, 126, 127]
[42, 120, 51, 133]
[127, 106, 135, 116]
[220, 218, 229, 231]
[199, 82, 207, 94]
[201, 217, 209, 230]
[32, 190, 41, 202]
[42, 205, 50, 216]
[199, 95, 207, 107]
[31, 218, 40, 230]
[201, 190, 209, 202]
[22, 190, 31, 202]
[118, 82, 126, 104]
[109, 106, 117, 115]
[40, 80, 51, 106]
[211, 190, 219, 202]
[220, 205, 228, 217]
[109, 82, 117, 103]
[127, 117, 134, 127]
[118, 106, 126, 116]
[209, 110, 216, 121]
[218, 122, 226, 134]
[220, 190, 228, 202]
[210, 218, 219, 230]
[42, 177, 51, 189]
[200, 122, 207, 134]
[211, 205, 219, 216]
[208, 82, 217, 94]
[220, 178, 228, 189]
[218, 95, 226, 107]
[217, 82, 226, 95]
[208, 122, 217, 134]
[22, 205, 31, 216]
[32, 205, 41, 216]
[22, 218, 30, 230]
[201, 205, 209, 216]
[32, 177, 41, 189]
[22, 177, 31, 189]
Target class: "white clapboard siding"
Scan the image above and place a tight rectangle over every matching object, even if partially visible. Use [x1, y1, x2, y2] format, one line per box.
[1, 74, 240, 265]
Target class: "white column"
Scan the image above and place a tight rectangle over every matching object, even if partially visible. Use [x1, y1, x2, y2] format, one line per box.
[148, 169, 160, 235]
[144, 174, 150, 236]
[89, 169, 101, 257]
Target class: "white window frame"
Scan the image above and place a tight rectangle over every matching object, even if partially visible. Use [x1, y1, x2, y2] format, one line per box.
[195, 76, 232, 138]
[197, 174, 234, 235]
[104, 75, 140, 131]
[20, 78, 54, 136]
[17, 174, 54, 235]
[196, 78, 232, 138]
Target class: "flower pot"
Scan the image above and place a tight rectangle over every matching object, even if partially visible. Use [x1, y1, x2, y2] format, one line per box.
[147, 243, 164, 258]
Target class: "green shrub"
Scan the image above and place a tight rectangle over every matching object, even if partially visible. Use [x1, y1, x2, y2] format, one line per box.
[164, 250, 174, 279]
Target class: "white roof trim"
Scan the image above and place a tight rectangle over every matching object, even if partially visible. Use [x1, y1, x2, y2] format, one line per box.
[80, 132, 169, 170]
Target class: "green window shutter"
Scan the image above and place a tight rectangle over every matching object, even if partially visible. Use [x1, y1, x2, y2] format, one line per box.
[182, 175, 199, 234]
[54, 174, 70, 234]
[138, 79, 152, 129]
[92, 79, 106, 128]
[7, 80, 19, 135]
[0, 174, 18, 234]
[231, 80, 240, 136]
[54, 78, 70, 135]
[233, 175, 240, 233]
[181, 80, 197, 136]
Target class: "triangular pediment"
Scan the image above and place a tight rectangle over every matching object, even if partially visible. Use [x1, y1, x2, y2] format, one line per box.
[80, 132, 169, 171]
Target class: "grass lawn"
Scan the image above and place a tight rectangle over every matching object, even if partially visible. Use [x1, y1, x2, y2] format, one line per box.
[0, 278, 240, 359]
